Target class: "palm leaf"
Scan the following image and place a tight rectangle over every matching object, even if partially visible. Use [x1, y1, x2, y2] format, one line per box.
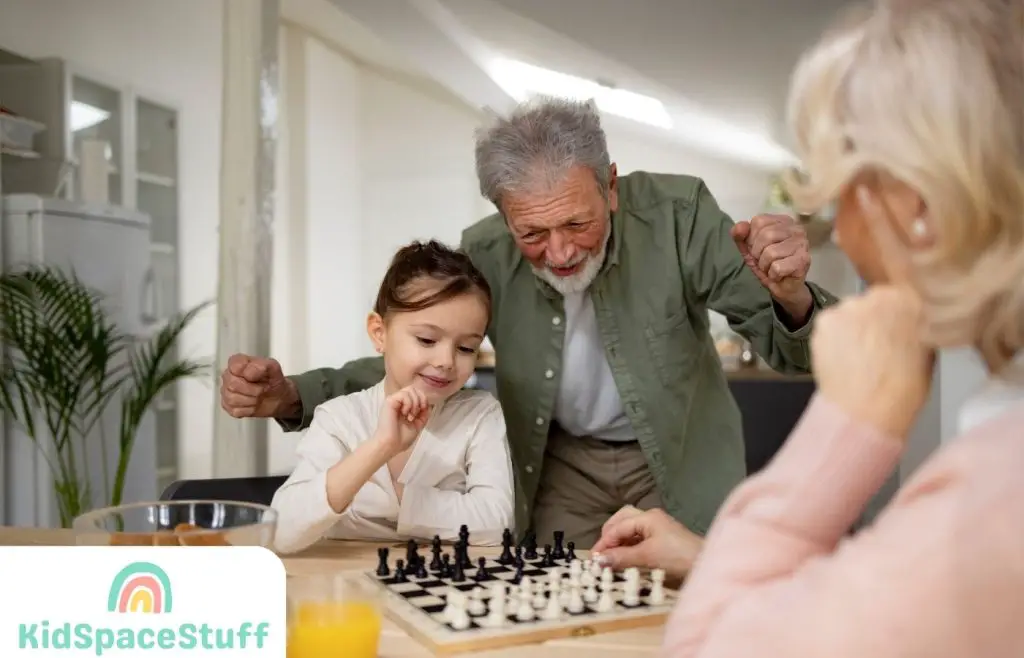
[0, 265, 208, 524]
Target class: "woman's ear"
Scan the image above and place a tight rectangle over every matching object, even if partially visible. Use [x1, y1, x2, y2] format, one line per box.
[366, 312, 386, 354]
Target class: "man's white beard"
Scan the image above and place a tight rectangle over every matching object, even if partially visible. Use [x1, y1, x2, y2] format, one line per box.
[531, 226, 611, 296]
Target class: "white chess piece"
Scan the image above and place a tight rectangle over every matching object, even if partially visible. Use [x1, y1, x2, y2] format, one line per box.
[468, 587, 487, 616]
[486, 584, 507, 627]
[583, 580, 599, 603]
[569, 560, 582, 579]
[542, 589, 562, 620]
[548, 566, 562, 587]
[580, 570, 595, 588]
[649, 568, 666, 605]
[590, 557, 603, 577]
[520, 576, 533, 598]
[600, 567, 614, 589]
[442, 590, 464, 622]
[596, 587, 614, 612]
[515, 590, 535, 621]
[567, 585, 584, 614]
[532, 584, 547, 610]
[447, 591, 471, 629]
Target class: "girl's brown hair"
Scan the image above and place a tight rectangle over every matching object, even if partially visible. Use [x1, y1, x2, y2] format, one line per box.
[373, 240, 492, 318]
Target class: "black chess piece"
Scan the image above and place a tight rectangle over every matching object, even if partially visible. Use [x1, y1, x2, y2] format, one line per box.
[452, 558, 465, 582]
[524, 532, 538, 560]
[552, 530, 565, 560]
[457, 540, 472, 569]
[459, 524, 470, 545]
[498, 528, 514, 564]
[542, 544, 554, 567]
[511, 564, 524, 585]
[406, 539, 420, 569]
[430, 536, 443, 571]
[376, 547, 390, 577]
[415, 560, 428, 579]
[441, 553, 452, 578]
[394, 559, 407, 583]
[474, 556, 488, 581]
[566, 541, 577, 562]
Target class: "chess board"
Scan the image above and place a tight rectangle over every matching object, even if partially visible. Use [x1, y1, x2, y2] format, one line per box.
[362, 554, 677, 655]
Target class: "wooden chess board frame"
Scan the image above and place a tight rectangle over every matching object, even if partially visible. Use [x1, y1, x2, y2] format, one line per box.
[359, 559, 677, 655]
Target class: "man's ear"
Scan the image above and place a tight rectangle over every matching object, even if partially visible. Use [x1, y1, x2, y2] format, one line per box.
[608, 162, 620, 212]
[367, 312, 386, 354]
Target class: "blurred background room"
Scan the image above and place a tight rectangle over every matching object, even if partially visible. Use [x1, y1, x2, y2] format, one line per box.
[0, 0, 982, 529]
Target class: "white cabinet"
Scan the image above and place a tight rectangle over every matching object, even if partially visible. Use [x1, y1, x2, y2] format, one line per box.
[0, 51, 182, 502]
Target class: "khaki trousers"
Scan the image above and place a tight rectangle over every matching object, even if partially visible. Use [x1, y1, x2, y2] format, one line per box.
[530, 424, 663, 549]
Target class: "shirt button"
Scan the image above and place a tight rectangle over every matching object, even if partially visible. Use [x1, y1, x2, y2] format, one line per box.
[552, 316, 561, 326]
[544, 369, 554, 379]
[535, 417, 544, 426]
[525, 465, 534, 474]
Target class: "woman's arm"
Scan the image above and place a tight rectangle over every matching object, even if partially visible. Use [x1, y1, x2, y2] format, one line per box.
[396, 404, 516, 545]
[270, 406, 394, 554]
[663, 393, 969, 657]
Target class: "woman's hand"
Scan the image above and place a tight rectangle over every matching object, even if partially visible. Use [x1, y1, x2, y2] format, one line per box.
[590, 507, 703, 581]
[811, 285, 935, 439]
[375, 386, 430, 454]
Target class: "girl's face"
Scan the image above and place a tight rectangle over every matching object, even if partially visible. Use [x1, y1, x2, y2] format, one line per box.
[367, 287, 489, 403]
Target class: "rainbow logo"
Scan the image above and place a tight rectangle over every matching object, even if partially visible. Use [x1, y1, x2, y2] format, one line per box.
[107, 562, 173, 614]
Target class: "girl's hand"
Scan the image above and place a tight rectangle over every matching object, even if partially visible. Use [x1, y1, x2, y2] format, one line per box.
[811, 285, 936, 439]
[376, 386, 430, 453]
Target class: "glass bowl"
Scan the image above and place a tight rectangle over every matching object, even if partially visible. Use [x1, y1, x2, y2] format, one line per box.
[72, 500, 278, 547]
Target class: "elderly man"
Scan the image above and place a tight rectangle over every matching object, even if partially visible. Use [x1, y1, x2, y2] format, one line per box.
[220, 97, 838, 551]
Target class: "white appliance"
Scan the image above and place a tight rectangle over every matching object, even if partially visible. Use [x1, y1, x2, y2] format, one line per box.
[0, 194, 158, 527]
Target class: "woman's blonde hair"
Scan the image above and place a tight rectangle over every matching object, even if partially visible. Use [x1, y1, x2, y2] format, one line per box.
[784, 0, 1024, 374]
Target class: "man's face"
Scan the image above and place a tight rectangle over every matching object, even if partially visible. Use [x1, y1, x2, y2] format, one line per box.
[501, 164, 619, 295]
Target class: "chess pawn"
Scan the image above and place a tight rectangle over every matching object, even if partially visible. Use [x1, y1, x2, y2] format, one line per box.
[444, 590, 466, 623]
[542, 589, 562, 620]
[596, 587, 614, 612]
[649, 568, 666, 605]
[515, 590, 535, 621]
[468, 587, 487, 616]
[532, 583, 547, 610]
[600, 566, 614, 589]
[547, 566, 561, 588]
[567, 585, 584, 614]
[583, 580, 599, 603]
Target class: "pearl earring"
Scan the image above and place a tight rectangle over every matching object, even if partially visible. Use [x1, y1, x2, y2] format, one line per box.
[911, 218, 928, 238]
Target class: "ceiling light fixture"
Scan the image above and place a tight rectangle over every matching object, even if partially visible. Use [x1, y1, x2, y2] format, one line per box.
[69, 101, 111, 132]
[487, 57, 673, 130]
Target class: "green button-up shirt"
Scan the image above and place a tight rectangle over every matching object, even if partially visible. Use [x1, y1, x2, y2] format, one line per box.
[282, 171, 838, 537]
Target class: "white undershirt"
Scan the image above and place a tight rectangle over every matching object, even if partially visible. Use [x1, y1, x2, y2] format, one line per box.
[553, 291, 635, 440]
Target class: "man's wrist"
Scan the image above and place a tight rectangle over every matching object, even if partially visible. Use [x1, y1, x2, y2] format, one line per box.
[275, 378, 303, 421]
[774, 284, 815, 329]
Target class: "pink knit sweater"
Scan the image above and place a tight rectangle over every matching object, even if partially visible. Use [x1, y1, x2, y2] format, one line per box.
[662, 390, 1024, 658]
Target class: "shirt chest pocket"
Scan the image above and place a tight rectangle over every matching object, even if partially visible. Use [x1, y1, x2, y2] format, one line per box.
[644, 310, 701, 387]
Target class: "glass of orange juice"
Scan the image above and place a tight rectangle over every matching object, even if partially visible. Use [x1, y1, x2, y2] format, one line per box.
[287, 572, 383, 658]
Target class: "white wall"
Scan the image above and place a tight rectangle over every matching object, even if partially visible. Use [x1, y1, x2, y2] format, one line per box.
[0, 0, 223, 480]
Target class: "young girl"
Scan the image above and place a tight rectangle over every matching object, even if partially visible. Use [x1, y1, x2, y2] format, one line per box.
[271, 240, 515, 554]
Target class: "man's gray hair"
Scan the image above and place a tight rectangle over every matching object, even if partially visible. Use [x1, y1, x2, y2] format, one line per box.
[474, 96, 611, 207]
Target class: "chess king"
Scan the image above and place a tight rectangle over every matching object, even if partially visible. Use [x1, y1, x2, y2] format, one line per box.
[220, 96, 838, 554]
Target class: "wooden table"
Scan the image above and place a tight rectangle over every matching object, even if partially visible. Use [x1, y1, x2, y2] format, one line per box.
[0, 526, 666, 657]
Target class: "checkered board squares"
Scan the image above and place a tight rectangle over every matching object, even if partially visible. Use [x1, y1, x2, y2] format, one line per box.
[362, 556, 677, 655]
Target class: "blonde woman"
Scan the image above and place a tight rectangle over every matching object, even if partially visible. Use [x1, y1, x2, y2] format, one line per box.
[590, 0, 1024, 655]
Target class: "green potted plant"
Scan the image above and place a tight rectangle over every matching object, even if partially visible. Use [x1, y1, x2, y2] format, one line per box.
[0, 265, 209, 527]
